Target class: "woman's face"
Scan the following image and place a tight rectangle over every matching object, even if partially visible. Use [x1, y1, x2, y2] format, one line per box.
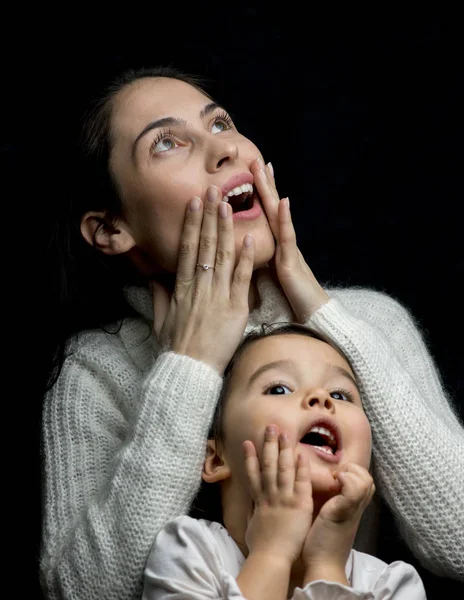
[109, 77, 275, 273]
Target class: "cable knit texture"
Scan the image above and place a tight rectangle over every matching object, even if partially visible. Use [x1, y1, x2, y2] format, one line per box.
[40, 269, 464, 599]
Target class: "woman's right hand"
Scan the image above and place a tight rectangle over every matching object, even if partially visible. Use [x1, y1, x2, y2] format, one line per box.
[151, 185, 254, 374]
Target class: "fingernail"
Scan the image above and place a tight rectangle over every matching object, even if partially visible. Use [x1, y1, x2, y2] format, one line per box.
[267, 162, 274, 178]
[266, 425, 277, 435]
[256, 157, 265, 172]
[190, 197, 201, 212]
[243, 233, 252, 247]
[219, 201, 228, 219]
[207, 186, 218, 203]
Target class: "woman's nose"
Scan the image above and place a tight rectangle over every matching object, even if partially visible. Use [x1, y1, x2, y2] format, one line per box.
[302, 388, 335, 412]
[207, 136, 239, 171]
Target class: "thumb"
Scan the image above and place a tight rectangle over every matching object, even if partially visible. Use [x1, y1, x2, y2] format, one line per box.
[150, 280, 171, 338]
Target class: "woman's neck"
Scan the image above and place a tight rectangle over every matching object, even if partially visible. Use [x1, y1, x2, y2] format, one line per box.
[155, 268, 262, 311]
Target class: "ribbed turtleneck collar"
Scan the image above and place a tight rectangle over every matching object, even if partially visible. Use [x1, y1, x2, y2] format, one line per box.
[123, 267, 295, 332]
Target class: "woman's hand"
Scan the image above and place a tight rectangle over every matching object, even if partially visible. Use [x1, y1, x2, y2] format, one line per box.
[243, 425, 313, 566]
[252, 158, 329, 322]
[301, 462, 375, 584]
[151, 186, 254, 374]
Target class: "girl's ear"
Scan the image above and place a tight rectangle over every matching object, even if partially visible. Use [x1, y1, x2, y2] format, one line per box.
[80, 211, 136, 255]
[202, 440, 231, 483]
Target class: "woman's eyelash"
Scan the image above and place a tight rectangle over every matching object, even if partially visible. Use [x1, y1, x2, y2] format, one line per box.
[151, 112, 233, 150]
[214, 110, 234, 127]
[152, 128, 176, 147]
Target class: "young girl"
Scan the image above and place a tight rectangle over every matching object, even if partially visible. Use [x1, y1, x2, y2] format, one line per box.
[142, 323, 426, 599]
[40, 65, 463, 599]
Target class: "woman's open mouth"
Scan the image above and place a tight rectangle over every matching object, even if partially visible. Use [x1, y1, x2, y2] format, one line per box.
[222, 184, 262, 221]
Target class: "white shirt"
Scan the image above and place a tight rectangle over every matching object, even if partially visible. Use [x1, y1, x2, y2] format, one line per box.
[143, 515, 427, 599]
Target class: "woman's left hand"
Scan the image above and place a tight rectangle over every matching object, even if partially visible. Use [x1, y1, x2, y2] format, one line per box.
[251, 158, 329, 322]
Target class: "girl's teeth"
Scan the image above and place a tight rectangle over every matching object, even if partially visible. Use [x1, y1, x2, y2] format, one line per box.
[309, 426, 336, 443]
[313, 445, 333, 455]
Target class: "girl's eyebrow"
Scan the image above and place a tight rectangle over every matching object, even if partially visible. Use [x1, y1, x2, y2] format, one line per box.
[246, 360, 360, 392]
[329, 365, 359, 390]
[131, 102, 222, 157]
[247, 359, 295, 389]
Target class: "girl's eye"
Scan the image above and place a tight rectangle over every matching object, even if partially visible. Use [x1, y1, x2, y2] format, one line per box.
[211, 111, 234, 135]
[265, 384, 292, 395]
[151, 130, 179, 153]
[330, 389, 355, 403]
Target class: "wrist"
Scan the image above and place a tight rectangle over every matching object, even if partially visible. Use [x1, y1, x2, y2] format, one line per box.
[303, 561, 349, 587]
[247, 548, 293, 572]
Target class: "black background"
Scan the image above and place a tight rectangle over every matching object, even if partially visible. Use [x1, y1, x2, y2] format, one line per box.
[5, 12, 463, 598]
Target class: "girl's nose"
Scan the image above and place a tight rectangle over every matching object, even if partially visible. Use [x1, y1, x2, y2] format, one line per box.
[302, 388, 335, 412]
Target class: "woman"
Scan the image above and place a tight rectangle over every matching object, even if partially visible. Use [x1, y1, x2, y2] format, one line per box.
[40, 65, 464, 599]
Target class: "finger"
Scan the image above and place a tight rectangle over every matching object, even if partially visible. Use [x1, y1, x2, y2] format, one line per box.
[261, 425, 279, 497]
[276, 431, 296, 495]
[243, 440, 262, 500]
[251, 158, 281, 239]
[214, 200, 235, 290]
[151, 280, 171, 338]
[230, 234, 254, 308]
[196, 186, 220, 273]
[334, 462, 371, 480]
[277, 198, 298, 266]
[175, 197, 203, 292]
[335, 465, 375, 507]
[294, 452, 312, 496]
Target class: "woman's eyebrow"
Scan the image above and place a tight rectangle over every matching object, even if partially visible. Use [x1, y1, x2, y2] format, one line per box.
[131, 102, 222, 158]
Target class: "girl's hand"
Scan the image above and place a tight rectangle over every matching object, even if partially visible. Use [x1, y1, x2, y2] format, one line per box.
[301, 463, 375, 580]
[244, 425, 313, 566]
[252, 158, 329, 322]
[151, 186, 254, 374]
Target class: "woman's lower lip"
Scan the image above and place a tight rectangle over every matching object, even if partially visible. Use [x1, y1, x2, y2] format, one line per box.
[232, 196, 262, 221]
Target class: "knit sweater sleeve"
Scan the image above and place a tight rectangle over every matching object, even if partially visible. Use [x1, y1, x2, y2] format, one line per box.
[307, 288, 464, 580]
[40, 340, 222, 600]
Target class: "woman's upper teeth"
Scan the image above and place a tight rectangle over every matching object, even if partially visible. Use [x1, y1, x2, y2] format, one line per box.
[222, 183, 253, 202]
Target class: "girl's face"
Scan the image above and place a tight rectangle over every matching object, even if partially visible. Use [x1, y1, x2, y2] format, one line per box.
[220, 334, 372, 501]
[108, 77, 275, 273]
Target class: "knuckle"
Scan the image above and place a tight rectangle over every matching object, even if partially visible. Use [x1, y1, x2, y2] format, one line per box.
[178, 240, 196, 259]
[234, 268, 249, 286]
[215, 247, 232, 265]
[199, 235, 217, 252]
[192, 285, 203, 301]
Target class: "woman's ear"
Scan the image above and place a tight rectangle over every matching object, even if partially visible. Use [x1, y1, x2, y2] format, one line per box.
[80, 211, 136, 255]
[202, 439, 231, 483]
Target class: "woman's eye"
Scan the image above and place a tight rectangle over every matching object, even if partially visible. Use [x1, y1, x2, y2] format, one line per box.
[153, 137, 178, 153]
[265, 384, 292, 395]
[211, 119, 228, 134]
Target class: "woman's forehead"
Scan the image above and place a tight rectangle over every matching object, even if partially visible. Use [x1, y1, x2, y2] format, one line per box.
[112, 77, 211, 134]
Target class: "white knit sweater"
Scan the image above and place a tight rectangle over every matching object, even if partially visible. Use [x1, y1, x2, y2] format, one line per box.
[40, 269, 464, 599]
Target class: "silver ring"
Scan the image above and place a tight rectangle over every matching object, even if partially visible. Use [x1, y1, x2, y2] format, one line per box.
[196, 263, 215, 271]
